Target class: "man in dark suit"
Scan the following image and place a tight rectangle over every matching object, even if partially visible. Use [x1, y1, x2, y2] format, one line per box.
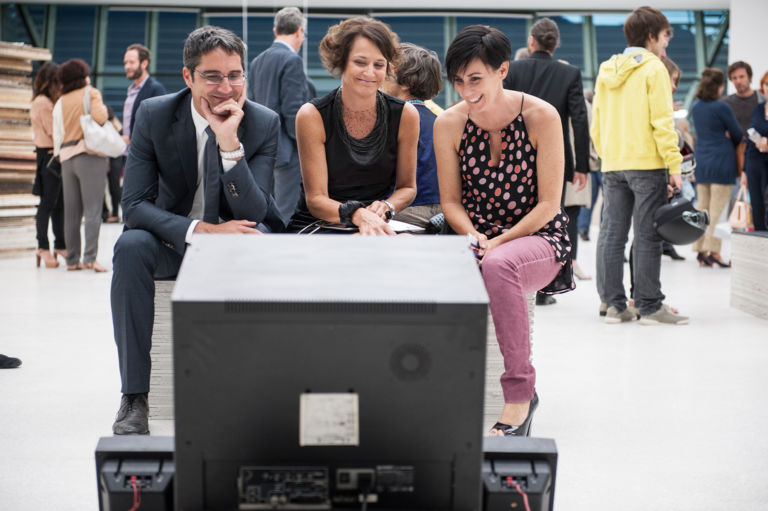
[247, 6, 312, 224]
[104, 44, 167, 223]
[503, 17, 590, 305]
[111, 26, 283, 434]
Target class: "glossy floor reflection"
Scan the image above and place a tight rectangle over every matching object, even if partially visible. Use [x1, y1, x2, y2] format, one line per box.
[1, 222, 766, 510]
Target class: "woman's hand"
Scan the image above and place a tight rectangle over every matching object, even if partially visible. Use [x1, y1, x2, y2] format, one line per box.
[476, 233, 501, 263]
[366, 201, 391, 220]
[757, 138, 768, 153]
[352, 208, 395, 235]
[741, 172, 748, 188]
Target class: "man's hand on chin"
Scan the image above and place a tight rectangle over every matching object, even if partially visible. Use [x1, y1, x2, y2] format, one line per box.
[194, 220, 262, 234]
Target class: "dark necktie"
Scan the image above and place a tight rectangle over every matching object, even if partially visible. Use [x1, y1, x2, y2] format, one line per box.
[203, 126, 220, 223]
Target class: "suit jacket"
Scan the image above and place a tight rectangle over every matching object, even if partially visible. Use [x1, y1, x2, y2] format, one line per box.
[247, 41, 310, 168]
[126, 76, 167, 136]
[121, 88, 283, 255]
[503, 51, 589, 182]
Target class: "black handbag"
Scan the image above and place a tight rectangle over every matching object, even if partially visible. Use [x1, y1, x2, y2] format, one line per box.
[45, 154, 62, 179]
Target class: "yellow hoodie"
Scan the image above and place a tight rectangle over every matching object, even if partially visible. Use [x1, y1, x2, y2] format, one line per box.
[590, 48, 681, 175]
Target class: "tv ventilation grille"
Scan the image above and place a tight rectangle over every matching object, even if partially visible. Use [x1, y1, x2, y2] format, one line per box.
[223, 301, 438, 315]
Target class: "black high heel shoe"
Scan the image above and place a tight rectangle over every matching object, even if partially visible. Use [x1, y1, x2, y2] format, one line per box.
[708, 254, 731, 268]
[490, 392, 539, 437]
[696, 253, 712, 267]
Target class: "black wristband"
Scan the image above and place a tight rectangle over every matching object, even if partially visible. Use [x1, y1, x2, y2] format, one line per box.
[338, 200, 365, 226]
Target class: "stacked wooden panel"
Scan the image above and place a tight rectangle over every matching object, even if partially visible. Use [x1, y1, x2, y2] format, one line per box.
[0, 42, 51, 251]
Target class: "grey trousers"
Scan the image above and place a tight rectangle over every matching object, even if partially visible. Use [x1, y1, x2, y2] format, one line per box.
[61, 153, 108, 266]
[596, 169, 667, 316]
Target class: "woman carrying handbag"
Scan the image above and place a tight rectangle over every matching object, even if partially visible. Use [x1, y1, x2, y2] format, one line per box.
[52, 59, 110, 272]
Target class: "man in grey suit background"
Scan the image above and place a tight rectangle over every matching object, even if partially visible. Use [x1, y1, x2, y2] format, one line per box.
[248, 7, 312, 223]
[111, 26, 282, 434]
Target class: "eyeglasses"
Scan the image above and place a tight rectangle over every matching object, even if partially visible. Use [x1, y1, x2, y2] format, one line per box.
[193, 69, 246, 86]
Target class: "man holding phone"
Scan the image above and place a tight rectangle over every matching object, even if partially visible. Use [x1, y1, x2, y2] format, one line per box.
[110, 26, 283, 434]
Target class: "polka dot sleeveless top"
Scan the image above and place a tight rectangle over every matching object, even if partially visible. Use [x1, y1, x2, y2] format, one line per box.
[459, 99, 574, 294]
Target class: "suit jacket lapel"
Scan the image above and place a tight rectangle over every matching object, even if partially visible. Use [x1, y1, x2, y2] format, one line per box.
[172, 93, 198, 193]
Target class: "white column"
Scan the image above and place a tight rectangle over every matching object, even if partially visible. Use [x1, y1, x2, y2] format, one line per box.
[728, 0, 768, 93]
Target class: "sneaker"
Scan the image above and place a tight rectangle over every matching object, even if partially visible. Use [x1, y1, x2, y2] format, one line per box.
[599, 302, 608, 316]
[639, 304, 690, 325]
[604, 306, 638, 324]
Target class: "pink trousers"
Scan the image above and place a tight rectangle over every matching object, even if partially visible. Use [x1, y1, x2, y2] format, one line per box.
[481, 235, 561, 402]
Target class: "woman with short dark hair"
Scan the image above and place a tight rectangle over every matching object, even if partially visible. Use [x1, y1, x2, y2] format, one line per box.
[689, 67, 743, 266]
[435, 25, 574, 436]
[289, 17, 419, 234]
[53, 58, 110, 271]
[31, 61, 64, 268]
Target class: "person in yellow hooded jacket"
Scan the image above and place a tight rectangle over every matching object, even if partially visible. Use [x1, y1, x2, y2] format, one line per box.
[591, 6, 687, 326]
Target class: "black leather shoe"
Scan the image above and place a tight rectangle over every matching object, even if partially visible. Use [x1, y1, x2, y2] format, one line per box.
[579, 230, 590, 242]
[535, 292, 556, 306]
[113, 393, 149, 435]
[0, 354, 21, 368]
[490, 392, 540, 437]
[663, 245, 685, 261]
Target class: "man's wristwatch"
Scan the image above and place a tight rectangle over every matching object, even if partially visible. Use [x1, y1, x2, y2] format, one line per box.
[220, 143, 245, 161]
[382, 200, 396, 220]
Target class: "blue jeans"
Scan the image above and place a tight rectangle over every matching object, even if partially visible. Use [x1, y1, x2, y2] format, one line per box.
[596, 169, 667, 316]
[577, 171, 602, 233]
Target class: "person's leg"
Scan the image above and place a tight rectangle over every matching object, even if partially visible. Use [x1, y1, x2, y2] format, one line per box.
[74, 155, 109, 265]
[111, 229, 182, 434]
[61, 157, 83, 267]
[578, 171, 601, 235]
[692, 183, 712, 255]
[107, 156, 123, 218]
[705, 183, 733, 257]
[393, 204, 442, 228]
[626, 169, 667, 317]
[482, 235, 561, 425]
[51, 178, 66, 252]
[745, 155, 767, 231]
[596, 171, 633, 309]
[111, 229, 183, 395]
[34, 148, 53, 251]
[272, 161, 302, 225]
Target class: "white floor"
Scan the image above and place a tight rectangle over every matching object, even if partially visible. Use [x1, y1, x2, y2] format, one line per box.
[1, 222, 767, 510]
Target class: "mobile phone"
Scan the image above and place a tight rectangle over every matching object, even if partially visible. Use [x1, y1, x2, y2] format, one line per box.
[467, 234, 482, 260]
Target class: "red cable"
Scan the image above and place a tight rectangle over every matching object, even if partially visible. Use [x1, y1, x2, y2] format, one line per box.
[506, 477, 531, 511]
[127, 475, 142, 511]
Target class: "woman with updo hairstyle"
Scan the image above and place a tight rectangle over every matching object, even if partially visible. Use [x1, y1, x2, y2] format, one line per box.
[434, 25, 574, 436]
[289, 17, 419, 234]
[30, 61, 64, 268]
[53, 58, 110, 271]
[689, 67, 742, 267]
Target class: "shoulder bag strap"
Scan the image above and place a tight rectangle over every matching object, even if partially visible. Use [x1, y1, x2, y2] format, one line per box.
[82, 85, 92, 115]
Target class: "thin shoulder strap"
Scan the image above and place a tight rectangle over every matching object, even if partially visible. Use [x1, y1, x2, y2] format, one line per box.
[518, 93, 525, 116]
[82, 85, 92, 115]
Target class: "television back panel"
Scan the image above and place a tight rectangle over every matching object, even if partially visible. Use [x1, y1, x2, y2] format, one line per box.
[172, 235, 489, 511]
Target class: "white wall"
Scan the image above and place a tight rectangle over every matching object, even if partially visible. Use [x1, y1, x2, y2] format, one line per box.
[728, 0, 768, 94]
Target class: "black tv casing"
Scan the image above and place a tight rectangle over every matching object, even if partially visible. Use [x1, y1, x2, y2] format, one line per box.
[171, 236, 490, 511]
